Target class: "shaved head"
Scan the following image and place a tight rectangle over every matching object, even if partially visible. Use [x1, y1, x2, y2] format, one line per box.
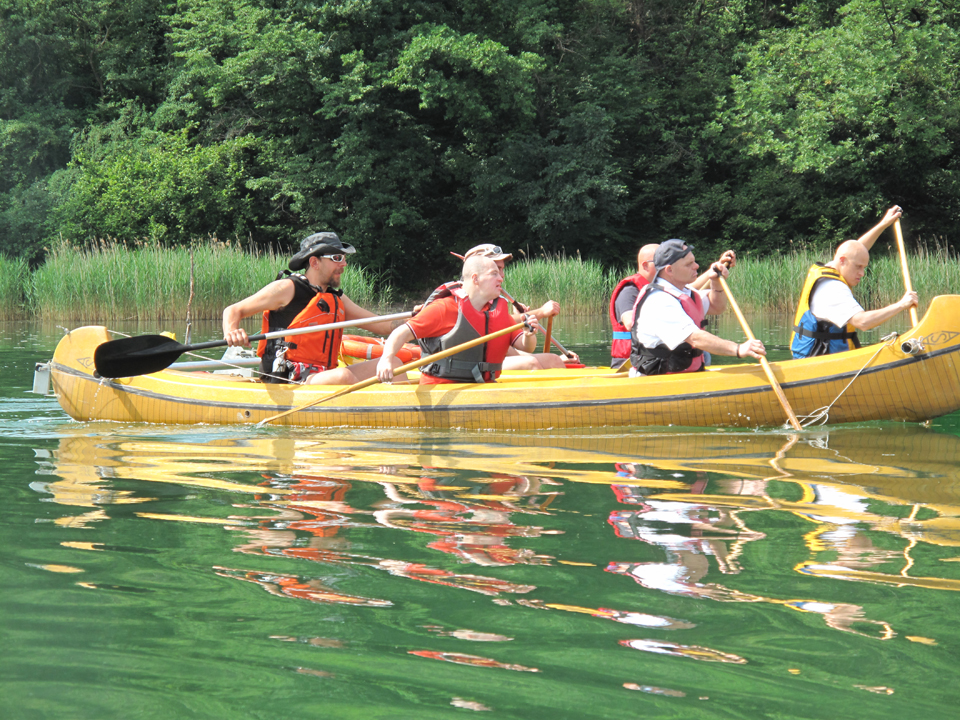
[462, 254, 496, 283]
[832, 240, 870, 287]
[637, 243, 659, 282]
[835, 240, 868, 265]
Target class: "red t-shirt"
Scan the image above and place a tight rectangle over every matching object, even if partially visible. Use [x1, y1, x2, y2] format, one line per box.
[407, 296, 523, 384]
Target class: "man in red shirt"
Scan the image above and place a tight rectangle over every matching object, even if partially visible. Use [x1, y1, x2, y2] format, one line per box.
[376, 256, 540, 384]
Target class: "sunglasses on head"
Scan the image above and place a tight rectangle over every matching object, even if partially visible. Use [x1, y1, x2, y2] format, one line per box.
[466, 245, 503, 258]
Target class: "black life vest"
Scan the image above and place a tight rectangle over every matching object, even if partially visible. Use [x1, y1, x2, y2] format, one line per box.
[258, 273, 344, 383]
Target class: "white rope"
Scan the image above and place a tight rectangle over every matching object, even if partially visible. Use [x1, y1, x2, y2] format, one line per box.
[797, 332, 900, 427]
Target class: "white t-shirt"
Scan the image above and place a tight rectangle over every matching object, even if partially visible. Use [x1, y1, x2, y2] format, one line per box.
[634, 278, 711, 350]
[809, 279, 863, 328]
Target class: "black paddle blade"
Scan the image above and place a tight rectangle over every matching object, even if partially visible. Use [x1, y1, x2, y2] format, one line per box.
[94, 335, 190, 378]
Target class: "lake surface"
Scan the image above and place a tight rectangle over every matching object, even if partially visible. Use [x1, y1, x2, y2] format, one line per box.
[4, 319, 960, 719]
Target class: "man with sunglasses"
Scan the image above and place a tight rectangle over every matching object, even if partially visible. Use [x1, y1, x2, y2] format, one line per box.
[223, 232, 403, 385]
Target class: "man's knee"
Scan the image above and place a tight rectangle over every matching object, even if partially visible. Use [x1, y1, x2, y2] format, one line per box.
[535, 353, 566, 369]
[305, 366, 358, 385]
[502, 356, 541, 371]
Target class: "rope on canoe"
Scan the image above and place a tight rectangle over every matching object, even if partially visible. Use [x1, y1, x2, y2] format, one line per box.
[796, 332, 900, 427]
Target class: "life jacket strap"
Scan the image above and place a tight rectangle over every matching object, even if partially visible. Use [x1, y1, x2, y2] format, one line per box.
[793, 324, 859, 343]
[425, 357, 502, 383]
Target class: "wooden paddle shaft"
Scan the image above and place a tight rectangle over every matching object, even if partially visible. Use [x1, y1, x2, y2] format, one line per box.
[499, 287, 571, 356]
[718, 275, 803, 431]
[894, 219, 919, 328]
[258, 321, 528, 425]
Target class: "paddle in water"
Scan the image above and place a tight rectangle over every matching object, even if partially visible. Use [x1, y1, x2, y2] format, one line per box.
[717, 272, 803, 431]
[93, 311, 413, 379]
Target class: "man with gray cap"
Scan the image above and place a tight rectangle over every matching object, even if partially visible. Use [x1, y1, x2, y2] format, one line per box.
[609, 244, 738, 369]
[223, 232, 401, 385]
[629, 239, 765, 376]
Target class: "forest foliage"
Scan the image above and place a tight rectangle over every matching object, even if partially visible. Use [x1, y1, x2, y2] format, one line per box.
[3, 0, 960, 293]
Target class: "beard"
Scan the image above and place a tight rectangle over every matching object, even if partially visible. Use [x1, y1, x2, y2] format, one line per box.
[320, 267, 343, 289]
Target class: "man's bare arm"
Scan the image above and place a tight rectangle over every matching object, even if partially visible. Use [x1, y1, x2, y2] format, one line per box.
[847, 291, 918, 330]
[857, 206, 902, 251]
[685, 329, 765, 360]
[223, 279, 296, 346]
[341, 295, 402, 336]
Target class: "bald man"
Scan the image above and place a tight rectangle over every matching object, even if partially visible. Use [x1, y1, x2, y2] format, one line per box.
[790, 206, 919, 359]
[377, 255, 539, 384]
[609, 244, 737, 369]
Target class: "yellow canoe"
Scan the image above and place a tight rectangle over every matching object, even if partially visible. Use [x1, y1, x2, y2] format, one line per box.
[45, 295, 960, 429]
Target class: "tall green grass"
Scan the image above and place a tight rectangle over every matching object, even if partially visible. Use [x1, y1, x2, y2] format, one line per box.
[507, 245, 960, 316]
[3, 239, 958, 321]
[0, 255, 28, 320]
[24, 238, 395, 322]
[503, 251, 626, 316]
[730, 244, 958, 314]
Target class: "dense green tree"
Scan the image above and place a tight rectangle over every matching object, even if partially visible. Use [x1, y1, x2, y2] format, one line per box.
[148, 0, 637, 285]
[728, 0, 960, 247]
[53, 120, 258, 244]
[0, 0, 171, 257]
[3, 0, 960, 290]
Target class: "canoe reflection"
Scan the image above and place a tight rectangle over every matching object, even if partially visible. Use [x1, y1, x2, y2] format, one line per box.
[32, 425, 960, 645]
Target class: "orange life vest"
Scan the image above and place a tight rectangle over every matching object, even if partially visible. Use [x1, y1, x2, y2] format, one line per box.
[420, 294, 515, 383]
[258, 275, 345, 373]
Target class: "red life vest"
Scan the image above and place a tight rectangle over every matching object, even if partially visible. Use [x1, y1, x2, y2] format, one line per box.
[420, 295, 515, 383]
[629, 282, 706, 375]
[609, 274, 649, 362]
[417, 280, 463, 314]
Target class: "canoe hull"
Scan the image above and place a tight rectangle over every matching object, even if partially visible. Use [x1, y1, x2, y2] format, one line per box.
[48, 296, 960, 429]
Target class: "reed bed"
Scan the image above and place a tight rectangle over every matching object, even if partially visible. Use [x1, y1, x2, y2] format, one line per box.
[0, 255, 28, 320]
[503, 251, 625, 316]
[729, 244, 958, 314]
[24, 238, 395, 323]
[3, 240, 958, 321]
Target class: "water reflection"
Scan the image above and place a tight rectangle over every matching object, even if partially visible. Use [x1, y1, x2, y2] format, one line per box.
[29, 425, 960, 666]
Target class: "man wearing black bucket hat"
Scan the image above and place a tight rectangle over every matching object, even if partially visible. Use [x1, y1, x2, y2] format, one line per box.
[629, 239, 765, 376]
[223, 232, 402, 385]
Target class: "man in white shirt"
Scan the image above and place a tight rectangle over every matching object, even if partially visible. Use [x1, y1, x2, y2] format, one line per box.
[630, 240, 765, 376]
[791, 206, 919, 358]
[609, 245, 738, 369]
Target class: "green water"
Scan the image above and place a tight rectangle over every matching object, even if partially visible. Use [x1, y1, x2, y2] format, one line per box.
[3, 320, 960, 718]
